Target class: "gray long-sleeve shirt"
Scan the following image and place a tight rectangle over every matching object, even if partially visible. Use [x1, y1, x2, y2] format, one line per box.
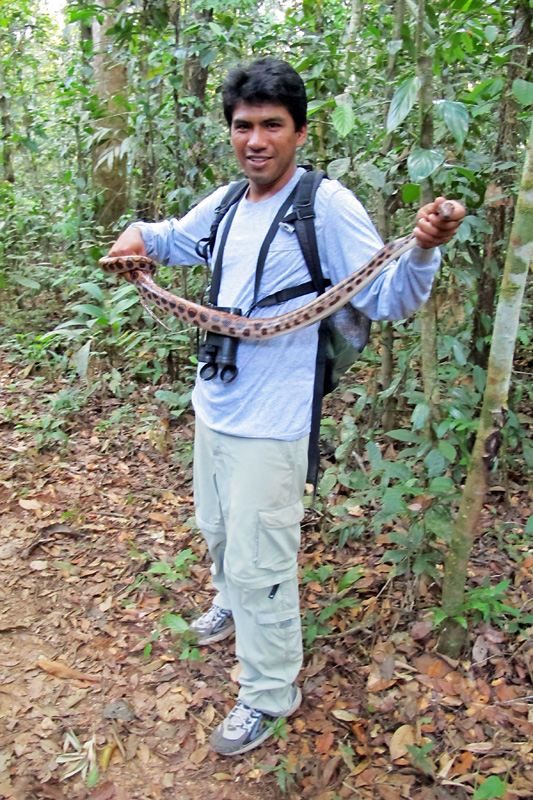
[132, 168, 440, 440]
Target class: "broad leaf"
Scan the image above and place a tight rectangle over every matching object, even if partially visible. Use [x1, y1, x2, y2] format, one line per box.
[402, 183, 420, 203]
[328, 157, 351, 179]
[441, 100, 469, 146]
[424, 449, 446, 478]
[161, 613, 188, 634]
[484, 25, 499, 44]
[386, 76, 421, 132]
[337, 567, 363, 593]
[473, 776, 506, 800]
[411, 403, 430, 431]
[13, 275, 41, 290]
[385, 429, 422, 443]
[357, 163, 385, 190]
[407, 148, 444, 182]
[332, 104, 355, 137]
[512, 79, 533, 107]
[79, 282, 105, 303]
[75, 340, 91, 380]
[438, 440, 457, 462]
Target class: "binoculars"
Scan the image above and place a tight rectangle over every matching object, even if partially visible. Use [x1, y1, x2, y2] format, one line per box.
[198, 307, 242, 384]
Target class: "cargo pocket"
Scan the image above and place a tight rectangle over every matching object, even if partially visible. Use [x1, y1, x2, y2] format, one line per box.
[255, 608, 303, 666]
[256, 500, 304, 573]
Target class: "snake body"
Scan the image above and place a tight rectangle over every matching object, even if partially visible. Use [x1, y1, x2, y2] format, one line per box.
[99, 204, 452, 340]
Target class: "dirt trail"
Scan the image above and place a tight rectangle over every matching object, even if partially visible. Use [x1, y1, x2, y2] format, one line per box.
[1, 355, 533, 800]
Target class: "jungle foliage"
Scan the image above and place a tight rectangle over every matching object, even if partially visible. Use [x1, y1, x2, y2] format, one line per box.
[0, 0, 532, 651]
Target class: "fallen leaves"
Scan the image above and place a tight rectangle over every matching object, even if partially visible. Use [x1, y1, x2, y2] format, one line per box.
[389, 724, 415, 761]
[315, 731, 335, 755]
[2, 353, 533, 800]
[37, 659, 100, 683]
[155, 693, 189, 722]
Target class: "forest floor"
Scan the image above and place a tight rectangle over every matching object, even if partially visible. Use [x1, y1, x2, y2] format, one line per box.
[1, 352, 533, 800]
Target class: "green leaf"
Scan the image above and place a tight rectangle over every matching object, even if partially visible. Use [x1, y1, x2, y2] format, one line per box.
[385, 429, 422, 443]
[402, 183, 420, 203]
[525, 516, 533, 533]
[86, 767, 99, 789]
[199, 48, 217, 68]
[114, 295, 139, 314]
[79, 282, 105, 303]
[148, 562, 173, 575]
[431, 608, 447, 627]
[411, 403, 430, 431]
[337, 567, 363, 593]
[154, 390, 189, 407]
[14, 275, 41, 290]
[332, 104, 355, 137]
[484, 25, 498, 43]
[512, 79, 533, 107]
[75, 340, 91, 380]
[386, 76, 421, 132]
[452, 341, 467, 365]
[473, 365, 487, 394]
[438, 441, 456, 462]
[441, 100, 469, 146]
[473, 775, 506, 800]
[407, 148, 445, 182]
[71, 303, 106, 318]
[424, 449, 446, 478]
[327, 158, 351, 179]
[366, 440, 382, 471]
[357, 163, 385, 190]
[161, 613, 188, 634]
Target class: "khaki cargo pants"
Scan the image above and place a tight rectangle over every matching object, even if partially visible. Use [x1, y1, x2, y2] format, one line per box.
[193, 417, 308, 715]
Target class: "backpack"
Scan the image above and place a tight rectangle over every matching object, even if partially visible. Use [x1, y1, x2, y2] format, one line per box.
[195, 168, 371, 485]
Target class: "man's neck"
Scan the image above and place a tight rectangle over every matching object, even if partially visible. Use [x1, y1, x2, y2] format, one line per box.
[246, 164, 298, 203]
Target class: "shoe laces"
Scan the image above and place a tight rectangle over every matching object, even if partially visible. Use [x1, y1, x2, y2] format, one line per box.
[205, 605, 231, 625]
[227, 702, 262, 731]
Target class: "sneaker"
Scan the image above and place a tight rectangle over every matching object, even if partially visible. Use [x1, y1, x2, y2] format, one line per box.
[189, 604, 235, 645]
[210, 687, 302, 756]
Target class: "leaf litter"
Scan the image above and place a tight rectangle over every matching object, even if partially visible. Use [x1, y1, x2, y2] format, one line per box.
[0, 354, 532, 800]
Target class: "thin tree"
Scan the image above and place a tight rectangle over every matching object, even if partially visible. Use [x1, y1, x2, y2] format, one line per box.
[416, 0, 440, 438]
[438, 115, 533, 658]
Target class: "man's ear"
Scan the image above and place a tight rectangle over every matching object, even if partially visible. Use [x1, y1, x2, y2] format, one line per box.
[296, 123, 308, 147]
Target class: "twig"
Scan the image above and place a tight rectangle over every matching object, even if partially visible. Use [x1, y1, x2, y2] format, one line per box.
[316, 613, 379, 641]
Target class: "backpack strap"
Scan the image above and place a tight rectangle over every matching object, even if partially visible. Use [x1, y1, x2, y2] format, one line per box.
[195, 179, 249, 263]
[285, 169, 329, 488]
[283, 169, 328, 295]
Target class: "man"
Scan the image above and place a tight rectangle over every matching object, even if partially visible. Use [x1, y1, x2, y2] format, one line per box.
[108, 58, 465, 756]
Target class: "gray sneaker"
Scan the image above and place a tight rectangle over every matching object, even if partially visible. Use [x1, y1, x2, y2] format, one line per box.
[209, 687, 302, 756]
[189, 604, 235, 645]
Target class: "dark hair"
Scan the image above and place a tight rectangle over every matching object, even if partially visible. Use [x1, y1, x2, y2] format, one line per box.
[222, 58, 307, 131]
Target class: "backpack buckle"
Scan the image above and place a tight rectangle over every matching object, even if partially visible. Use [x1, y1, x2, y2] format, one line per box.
[294, 205, 315, 220]
[279, 221, 295, 234]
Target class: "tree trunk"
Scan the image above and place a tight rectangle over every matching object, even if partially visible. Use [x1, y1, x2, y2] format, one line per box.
[438, 115, 533, 658]
[378, 0, 405, 431]
[0, 61, 15, 184]
[343, 0, 363, 79]
[471, 0, 532, 367]
[91, 0, 129, 231]
[416, 0, 440, 438]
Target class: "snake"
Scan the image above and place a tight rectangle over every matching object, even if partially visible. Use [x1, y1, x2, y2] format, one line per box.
[99, 202, 453, 340]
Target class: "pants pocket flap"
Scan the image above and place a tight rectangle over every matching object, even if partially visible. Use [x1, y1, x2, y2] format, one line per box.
[256, 609, 297, 625]
[258, 501, 304, 529]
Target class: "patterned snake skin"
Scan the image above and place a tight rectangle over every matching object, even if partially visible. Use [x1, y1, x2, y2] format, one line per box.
[99, 203, 453, 340]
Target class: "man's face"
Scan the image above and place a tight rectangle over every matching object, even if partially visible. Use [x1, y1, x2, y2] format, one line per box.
[230, 102, 308, 201]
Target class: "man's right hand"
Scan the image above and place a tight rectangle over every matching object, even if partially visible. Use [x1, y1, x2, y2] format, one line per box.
[107, 226, 147, 258]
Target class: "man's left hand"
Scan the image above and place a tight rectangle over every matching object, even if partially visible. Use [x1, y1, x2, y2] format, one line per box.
[414, 196, 466, 249]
